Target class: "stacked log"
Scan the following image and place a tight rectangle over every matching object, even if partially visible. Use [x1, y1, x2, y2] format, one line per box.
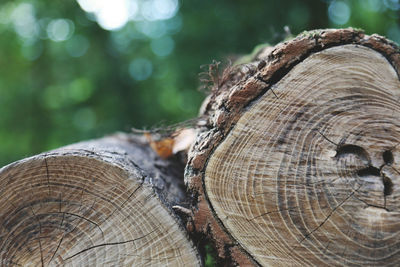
[1, 28, 400, 266]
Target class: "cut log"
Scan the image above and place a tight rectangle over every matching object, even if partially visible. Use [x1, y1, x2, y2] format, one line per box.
[0, 133, 200, 266]
[186, 28, 400, 266]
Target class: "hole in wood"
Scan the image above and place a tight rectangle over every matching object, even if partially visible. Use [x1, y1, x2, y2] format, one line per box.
[335, 144, 369, 163]
[356, 166, 394, 196]
[383, 175, 394, 196]
[357, 166, 381, 177]
[383, 150, 394, 165]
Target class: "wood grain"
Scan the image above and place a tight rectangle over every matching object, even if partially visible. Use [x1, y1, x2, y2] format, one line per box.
[205, 45, 400, 266]
[0, 134, 200, 266]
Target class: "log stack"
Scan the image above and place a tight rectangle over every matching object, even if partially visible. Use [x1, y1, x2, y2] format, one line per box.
[1, 28, 400, 266]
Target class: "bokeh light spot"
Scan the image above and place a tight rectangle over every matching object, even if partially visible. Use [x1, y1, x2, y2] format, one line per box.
[47, 19, 75, 42]
[11, 3, 39, 40]
[362, 0, 385, 12]
[383, 0, 400, 11]
[42, 79, 93, 110]
[68, 78, 94, 103]
[158, 86, 181, 112]
[77, 0, 103, 13]
[288, 5, 310, 30]
[66, 35, 90, 57]
[96, 0, 130, 30]
[136, 20, 167, 38]
[151, 36, 174, 57]
[42, 85, 65, 110]
[141, 0, 179, 21]
[77, 0, 179, 31]
[129, 58, 153, 81]
[73, 107, 96, 131]
[328, 1, 351, 25]
[387, 24, 400, 44]
[164, 15, 182, 34]
[21, 41, 43, 61]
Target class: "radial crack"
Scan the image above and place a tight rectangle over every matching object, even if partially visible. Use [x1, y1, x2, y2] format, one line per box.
[297, 186, 360, 245]
[44, 157, 51, 196]
[62, 230, 155, 261]
[48, 211, 66, 265]
[61, 212, 104, 238]
[29, 205, 44, 267]
[315, 129, 339, 146]
[102, 184, 142, 224]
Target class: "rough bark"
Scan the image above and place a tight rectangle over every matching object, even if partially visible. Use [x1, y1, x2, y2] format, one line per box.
[186, 28, 400, 266]
[0, 133, 201, 266]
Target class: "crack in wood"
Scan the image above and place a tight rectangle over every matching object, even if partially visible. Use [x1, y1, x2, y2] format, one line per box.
[62, 229, 156, 262]
[315, 129, 339, 146]
[28, 204, 44, 267]
[102, 184, 143, 224]
[296, 184, 362, 246]
[44, 158, 51, 197]
[48, 211, 66, 265]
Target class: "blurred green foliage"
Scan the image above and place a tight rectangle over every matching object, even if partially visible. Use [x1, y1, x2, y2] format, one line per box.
[0, 0, 399, 166]
[204, 243, 217, 267]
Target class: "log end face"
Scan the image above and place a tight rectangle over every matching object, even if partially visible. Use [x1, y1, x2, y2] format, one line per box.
[188, 29, 400, 265]
[204, 44, 400, 265]
[0, 150, 200, 266]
